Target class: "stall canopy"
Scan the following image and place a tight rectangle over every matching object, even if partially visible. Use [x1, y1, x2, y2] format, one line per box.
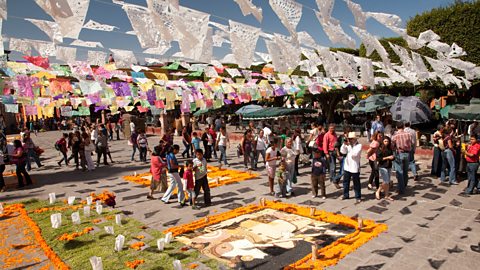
[241, 107, 317, 120]
[235, 104, 263, 115]
[448, 98, 480, 121]
[352, 94, 397, 115]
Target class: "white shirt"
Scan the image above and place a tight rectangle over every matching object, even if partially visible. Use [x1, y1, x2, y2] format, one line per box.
[280, 147, 296, 165]
[217, 133, 228, 146]
[206, 133, 213, 146]
[256, 136, 267, 151]
[91, 129, 98, 141]
[193, 157, 208, 179]
[266, 147, 277, 167]
[340, 142, 362, 173]
[206, 117, 213, 125]
[293, 136, 303, 154]
[130, 122, 135, 132]
[404, 127, 417, 147]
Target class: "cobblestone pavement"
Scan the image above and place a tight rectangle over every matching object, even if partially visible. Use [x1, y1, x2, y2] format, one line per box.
[1, 127, 479, 270]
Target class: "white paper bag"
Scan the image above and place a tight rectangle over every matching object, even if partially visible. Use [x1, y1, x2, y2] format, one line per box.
[83, 206, 90, 217]
[96, 200, 101, 206]
[0, 203, 4, 215]
[96, 204, 103, 215]
[89, 256, 103, 270]
[157, 238, 165, 251]
[165, 232, 173, 244]
[114, 234, 125, 252]
[104, 226, 114, 235]
[173, 260, 182, 270]
[48, 193, 56, 204]
[86, 196, 93, 205]
[67, 196, 76, 205]
[71, 212, 81, 225]
[50, 213, 62, 229]
[115, 214, 122, 226]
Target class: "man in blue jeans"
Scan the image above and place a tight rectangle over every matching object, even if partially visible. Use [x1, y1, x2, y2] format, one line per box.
[464, 135, 480, 194]
[340, 132, 363, 202]
[392, 122, 412, 195]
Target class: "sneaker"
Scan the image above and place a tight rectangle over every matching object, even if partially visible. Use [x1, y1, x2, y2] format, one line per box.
[192, 205, 201, 210]
[312, 195, 316, 198]
[146, 195, 155, 200]
[57, 161, 62, 167]
[356, 199, 362, 203]
[367, 184, 373, 190]
[322, 196, 327, 200]
[450, 182, 459, 185]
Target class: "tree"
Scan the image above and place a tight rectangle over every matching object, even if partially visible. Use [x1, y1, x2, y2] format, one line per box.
[407, 0, 480, 65]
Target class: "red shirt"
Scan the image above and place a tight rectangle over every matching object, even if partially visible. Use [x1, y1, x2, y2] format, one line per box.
[323, 131, 337, 154]
[150, 156, 166, 181]
[183, 169, 194, 190]
[316, 132, 325, 152]
[466, 143, 480, 163]
[392, 130, 412, 153]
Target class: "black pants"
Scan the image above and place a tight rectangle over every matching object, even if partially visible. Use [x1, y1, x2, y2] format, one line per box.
[116, 130, 120, 140]
[368, 160, 379, 189]
[203, 142, 211, 159]
[68, 149, 79, 168]
[16, 162, 32, 186]
[194, 175, 211, 205]
[0, 164, 5, 188]
[96, 146, 108, 165]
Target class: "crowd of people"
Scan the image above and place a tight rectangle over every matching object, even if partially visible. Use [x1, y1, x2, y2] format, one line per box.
[2, 113, 479, 207]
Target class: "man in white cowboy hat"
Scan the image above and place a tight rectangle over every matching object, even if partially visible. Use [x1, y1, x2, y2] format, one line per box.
[340, 131, 363, 202]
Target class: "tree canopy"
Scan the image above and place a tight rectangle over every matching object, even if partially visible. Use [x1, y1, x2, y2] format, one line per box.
[407, 0, 480, 65]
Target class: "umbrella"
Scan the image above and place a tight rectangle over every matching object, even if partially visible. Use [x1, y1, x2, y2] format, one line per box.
[390, 96, 432, 124]
[352, 94, 397, 114]
[448, 98, 480, 121]
[235, 104, 263, 115]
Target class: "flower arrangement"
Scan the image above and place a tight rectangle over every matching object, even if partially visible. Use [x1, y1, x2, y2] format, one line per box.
[135, 235, 145, 240]
[165, 200, 387, 269]
[3, 204, 70, 270]
[130, 242, 145, 251]
[57, 227, 94, 241]
[90, 191, 116, 207]
[92, 219, 102, 224]
[125, 259, 145, 269]
[122, 166, 258, 189]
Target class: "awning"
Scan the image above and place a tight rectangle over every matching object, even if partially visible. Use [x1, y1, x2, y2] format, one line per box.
[241, 107, 317, 120]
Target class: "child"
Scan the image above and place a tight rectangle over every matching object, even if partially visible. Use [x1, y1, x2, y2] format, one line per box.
[191, 132, 201, 152]
[311, 149, 327, 199]
[183, 160, 198, 209]
[275, 161, 288, 198]
[193, 149, 210, 208]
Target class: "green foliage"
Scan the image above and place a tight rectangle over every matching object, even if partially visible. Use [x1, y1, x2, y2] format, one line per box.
[22, 199, 220, 270]
[330, 47, 360, 56]
[359, 37, 408, 64]
[407, 0, 480, 65]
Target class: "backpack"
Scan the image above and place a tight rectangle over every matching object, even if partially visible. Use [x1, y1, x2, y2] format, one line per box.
[54, 140, 61, 151]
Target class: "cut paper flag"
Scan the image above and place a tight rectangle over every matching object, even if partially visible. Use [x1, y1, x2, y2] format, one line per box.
[56, 46, 77, 64]
[9, 38, 32, 55]
[229, 20, 261, 68]
[4, 104, 18, 113]
[146, 0, 175, 43]
[70, 39, 104, 48]
[110, 49, 137, 68]
[143, 43, 171, 55]
[351, 26, 391, 68]
[448, 43, 467, 58]
[346, 0, 367, 29]
[60, 106, 73, 117]
[29, 39, 56, 57]
[0, 0, 6, 19]
[27, 103, 39, 114]
[123, 4, 161, 48]
[23, 56, 50, 69]
[269, 0, 303, 42]
[172, 7, 211, 61]
[79, 80, 102, 95]
[25, 18, 63, 43]
[39, 0, 90, 39]
[83, 20, 117, 31]
[366, 12, 402, 28]
[111, 81, 131, 96]
[88, 50, 107, 66]
[233, 0, 263, 22]
[315, 0, 334, 22]
[50, 79, 73, 94]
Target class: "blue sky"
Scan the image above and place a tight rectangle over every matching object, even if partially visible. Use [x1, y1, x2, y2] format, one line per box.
[2, 0, 459, 63]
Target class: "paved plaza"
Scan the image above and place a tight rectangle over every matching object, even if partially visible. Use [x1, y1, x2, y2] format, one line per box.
[1, 127, 479, 269]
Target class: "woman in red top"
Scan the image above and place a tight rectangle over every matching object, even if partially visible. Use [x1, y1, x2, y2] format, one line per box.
[464, 134, 480, 194]
[147, 146, 167, 200]
[11, 140, 32, 188]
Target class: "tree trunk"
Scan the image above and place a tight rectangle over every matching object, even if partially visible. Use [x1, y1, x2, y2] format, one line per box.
[317, 92, 343, 124]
